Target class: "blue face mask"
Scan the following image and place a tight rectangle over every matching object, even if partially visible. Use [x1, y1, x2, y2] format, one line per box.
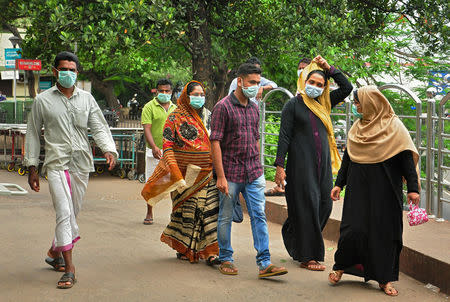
[157, 93, 171, 103]
[352, 104, 363, 119]
[240, 79, 259, 99]
[305, 84, 324, 99]
[189, 95, 205, 109]
[58, 70, 77, 88]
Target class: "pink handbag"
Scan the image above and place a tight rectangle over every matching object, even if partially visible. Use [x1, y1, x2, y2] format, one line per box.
[407, 202, 429, 226]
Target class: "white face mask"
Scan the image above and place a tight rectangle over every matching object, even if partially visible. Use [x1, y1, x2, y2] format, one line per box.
[297, 69, 303, 77]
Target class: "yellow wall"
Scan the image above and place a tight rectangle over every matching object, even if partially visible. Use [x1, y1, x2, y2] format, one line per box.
[9, 73, 40, 99]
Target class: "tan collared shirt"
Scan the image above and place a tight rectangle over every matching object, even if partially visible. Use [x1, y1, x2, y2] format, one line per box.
[24, 85, 118, 172]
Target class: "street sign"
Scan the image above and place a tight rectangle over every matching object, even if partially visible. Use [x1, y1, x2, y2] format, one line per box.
[4, 48, 22, 69]
[0, 70, 19, 80]
[429, 71, 449, 95]
[15, 59, 42, 71]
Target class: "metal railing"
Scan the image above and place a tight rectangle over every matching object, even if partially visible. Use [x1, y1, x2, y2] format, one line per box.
[260, 88, 294, 169]
[259, 85, 449, 221]
[260, 88, 355, 171]
[437, 93, 450, 220]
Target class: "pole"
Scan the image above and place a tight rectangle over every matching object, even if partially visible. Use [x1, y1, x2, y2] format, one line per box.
[13, 66, 17, 123]
[37, 71, 40, 94]
[425, 98, 436, 217]
[24, 71, 27, 99]
[345, 99, 351, 135]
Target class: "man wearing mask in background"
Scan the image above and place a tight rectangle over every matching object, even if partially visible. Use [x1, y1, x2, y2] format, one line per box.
[24, 51, 118, 289]
[211, 63, 288, 278]
[296, 57, 312, 94]
[228, 57, 277, 104]
[141, 79, 176, 225]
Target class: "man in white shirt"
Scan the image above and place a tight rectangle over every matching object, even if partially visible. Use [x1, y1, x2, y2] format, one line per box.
[228, 57, 277, 104]
[24, 51, 118, 289]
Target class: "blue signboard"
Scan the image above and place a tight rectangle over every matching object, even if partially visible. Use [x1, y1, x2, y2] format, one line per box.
[429, 71, 449, 95]
[4, 48, 22, 69]
[39, 81, 52, 91]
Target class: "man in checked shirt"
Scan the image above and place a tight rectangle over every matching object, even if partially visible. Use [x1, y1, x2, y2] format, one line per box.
[210, 63, 288, 278]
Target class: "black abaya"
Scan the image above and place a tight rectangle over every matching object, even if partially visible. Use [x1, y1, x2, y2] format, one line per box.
[333, 150, 419, 283]
[275, 69, 353, 262]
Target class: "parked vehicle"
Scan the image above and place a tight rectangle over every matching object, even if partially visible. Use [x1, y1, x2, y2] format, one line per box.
[102, 108, 120, 127]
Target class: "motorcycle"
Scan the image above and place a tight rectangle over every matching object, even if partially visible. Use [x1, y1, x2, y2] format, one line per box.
[102, 108, 120, 127]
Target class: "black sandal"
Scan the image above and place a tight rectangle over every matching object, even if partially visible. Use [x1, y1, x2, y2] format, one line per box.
[57, 272, 76, 289]
[206, 255, 221, 266]
[176, 253, 188, 261]
[45, 257, 65, 272]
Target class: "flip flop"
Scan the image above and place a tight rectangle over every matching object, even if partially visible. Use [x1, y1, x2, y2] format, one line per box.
[57, 272, 76, 289]
[264, 188, 285, 196]
[219, 261, 238, 275]
[45, 257, 65, 272]
[300, 261, 326, 271]
[143, 218, 153, 225]
[206, 255, 221, 266]
[259, 264, 288, 278]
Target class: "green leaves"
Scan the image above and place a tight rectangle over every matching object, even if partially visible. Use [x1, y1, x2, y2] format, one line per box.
[10, 0, 447, 109]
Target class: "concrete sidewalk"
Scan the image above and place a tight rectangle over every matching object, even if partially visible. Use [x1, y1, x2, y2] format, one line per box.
[0, 171, 447, 301]
[258, 181, 450, 295]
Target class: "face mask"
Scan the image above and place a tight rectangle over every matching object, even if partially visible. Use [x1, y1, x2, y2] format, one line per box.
[157, 93, 171, 103]
[297, 69, 303, 77]
[352, 104, 363, 119]
[189, 95, 205, 109]
[240, 79, 259, 99]
[58, 70, 77, 88]
[305, 84, 324, 99]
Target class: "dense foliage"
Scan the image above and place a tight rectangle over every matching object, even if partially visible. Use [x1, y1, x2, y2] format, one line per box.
[2, 0, 447, 109]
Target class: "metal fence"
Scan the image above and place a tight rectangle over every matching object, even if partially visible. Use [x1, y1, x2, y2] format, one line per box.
[259, 86, 449, 221]
[260, 88, 294, 168]
[436, 93, 450, 221]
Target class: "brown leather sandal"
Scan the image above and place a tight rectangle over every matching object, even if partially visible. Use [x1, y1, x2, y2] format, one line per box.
[300, 260, 326, 271]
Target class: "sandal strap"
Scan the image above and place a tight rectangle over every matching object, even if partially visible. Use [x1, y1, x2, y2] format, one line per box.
[59, 272, 75, 282]
[220, 262, 236, 269]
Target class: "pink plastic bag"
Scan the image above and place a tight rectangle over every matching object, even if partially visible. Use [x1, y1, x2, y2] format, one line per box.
[407, 202, 429, 226]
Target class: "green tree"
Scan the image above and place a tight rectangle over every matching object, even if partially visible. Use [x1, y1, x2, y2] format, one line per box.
[7, 0, 448, 109]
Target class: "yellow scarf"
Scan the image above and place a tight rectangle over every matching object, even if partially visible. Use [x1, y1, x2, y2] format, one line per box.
[297, 62, 341, 175]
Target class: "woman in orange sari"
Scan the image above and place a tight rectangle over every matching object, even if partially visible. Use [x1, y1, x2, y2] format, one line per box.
[142, 81, 219, 265]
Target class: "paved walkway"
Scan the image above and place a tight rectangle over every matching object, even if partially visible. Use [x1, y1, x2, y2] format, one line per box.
[0, 170, 446, 301]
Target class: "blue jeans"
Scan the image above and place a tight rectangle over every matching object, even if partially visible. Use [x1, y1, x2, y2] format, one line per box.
[217, 174, 271, 269]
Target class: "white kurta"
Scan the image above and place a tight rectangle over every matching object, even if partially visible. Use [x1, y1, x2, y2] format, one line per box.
[24, 85, 118, 251]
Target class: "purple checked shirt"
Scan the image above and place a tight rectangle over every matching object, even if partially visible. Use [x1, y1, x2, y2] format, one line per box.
[210, 93, 263, 183]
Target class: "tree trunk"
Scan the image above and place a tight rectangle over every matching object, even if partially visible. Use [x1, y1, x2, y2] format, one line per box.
[26, 70, 36, 98]
[187, 3, 217, 110]
[85, 72, 119, 109]
[212, 62, 228, 105]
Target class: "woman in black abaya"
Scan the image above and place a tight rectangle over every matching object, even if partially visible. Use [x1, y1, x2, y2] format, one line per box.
[329, 86, 420, 297]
